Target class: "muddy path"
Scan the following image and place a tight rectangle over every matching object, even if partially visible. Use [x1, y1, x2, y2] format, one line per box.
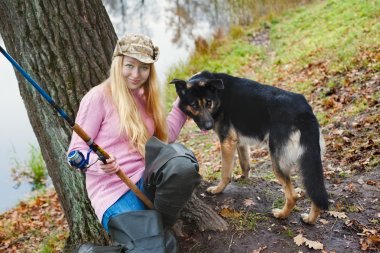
[178, 154, 379, 252]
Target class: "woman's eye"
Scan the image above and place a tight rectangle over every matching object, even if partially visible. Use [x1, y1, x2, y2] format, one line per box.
[206, 100, 212, 108]
[125, 64, 134, 69]
[140, 65, 150, 71]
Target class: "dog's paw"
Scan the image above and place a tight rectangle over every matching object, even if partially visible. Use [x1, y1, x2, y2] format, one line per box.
[234, 174, 245, 181]
[300, 213, 316, 225]
[206, 186, 222, 194]
[272, 208, 288, 219]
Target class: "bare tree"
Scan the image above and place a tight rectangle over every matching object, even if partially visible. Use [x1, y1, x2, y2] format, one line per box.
[0, 0, 227, 251]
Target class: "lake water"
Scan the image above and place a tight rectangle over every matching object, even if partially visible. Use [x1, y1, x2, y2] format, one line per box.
[0, 39, 37, 212]
[0, 0, 231, 213]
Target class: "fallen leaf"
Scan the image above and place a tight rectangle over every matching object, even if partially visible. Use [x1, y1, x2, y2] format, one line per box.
[366, 180, 377, 186]
[294, 234, 305, 246]
[219, 208, 243, 218]
[251, 246, 267, 253]
[362, 228, 378, 235]
[367, 235, 380, 244]
[328, 211, 348, 219]
[319, 218, 329, 225]
[294, 234, 324, 250]
[304, 238, 324, 250]
[243, 198, 256, 207]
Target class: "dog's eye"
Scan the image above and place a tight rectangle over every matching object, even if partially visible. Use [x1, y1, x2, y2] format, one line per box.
[190, 102, 199, 109]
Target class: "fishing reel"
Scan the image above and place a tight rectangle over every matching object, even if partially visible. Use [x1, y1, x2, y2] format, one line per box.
[67, 149, 93, 172]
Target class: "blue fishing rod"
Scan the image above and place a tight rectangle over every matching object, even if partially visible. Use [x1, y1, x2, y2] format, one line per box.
[0, 45, 154, 209]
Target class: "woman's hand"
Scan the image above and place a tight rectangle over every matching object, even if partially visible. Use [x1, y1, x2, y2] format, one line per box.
[99, 155, 121, 175]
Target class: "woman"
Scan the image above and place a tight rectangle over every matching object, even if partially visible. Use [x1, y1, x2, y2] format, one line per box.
[69, 34, 200, 252]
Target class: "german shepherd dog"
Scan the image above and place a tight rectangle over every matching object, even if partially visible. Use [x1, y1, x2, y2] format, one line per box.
[170, 71, 329, 224]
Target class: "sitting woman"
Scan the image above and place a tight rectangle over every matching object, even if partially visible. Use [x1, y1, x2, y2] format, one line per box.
[68, 33, 201, 252]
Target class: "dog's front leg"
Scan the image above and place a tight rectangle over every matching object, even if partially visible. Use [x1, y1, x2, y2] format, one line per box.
[207, 131, 238, 194]
[237, 145, 250, 178]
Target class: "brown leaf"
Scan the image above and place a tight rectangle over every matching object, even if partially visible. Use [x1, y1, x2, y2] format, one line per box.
[294, 234, 324, 250]
[219, 208, 243, 218]
[294, 234, 305, 246]
[328, 211, 348, 219]
[251, 246, 267, 253]
[367, 235, 380, 244]
[304, 238, 324, 250]
[243, 198, 256, 207]
[366, 180, 377, 186]
[319, 218, 329, 225]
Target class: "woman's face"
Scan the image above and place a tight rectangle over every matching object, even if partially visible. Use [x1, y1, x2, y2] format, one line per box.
[122, 56, 151, 90]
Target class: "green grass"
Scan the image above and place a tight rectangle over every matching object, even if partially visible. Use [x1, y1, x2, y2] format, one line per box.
[11, 144, 48, 190]
[229, 212, 269, 231]
[272, 197, 285, 210]
[282, 227, 295, 238]
[263, 171, 276, 181]
[316, 111, 329, 126]
[37, 231, 68, 253]
[270, 0, 380, 73]
[345, 99, 369, 117]
[338, 170, 350, 178]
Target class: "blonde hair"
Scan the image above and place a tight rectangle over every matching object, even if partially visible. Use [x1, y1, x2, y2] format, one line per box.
[109, 56, 168, 156]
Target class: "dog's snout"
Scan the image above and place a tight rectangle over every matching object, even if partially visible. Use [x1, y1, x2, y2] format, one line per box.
[204, 121, 213, 130]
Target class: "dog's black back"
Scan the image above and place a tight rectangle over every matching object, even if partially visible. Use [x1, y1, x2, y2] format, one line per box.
[171, 71, 329, 211]
[214, 73, 315, 141]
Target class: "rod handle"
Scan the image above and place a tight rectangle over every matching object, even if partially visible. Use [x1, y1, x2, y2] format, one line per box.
[72, 124, 92, 143]
[116, 170, 154, 209]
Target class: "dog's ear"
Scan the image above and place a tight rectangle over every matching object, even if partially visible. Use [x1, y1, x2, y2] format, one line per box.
[170, 79, 187, 88]
[206, 79, 224, 90]
[170, 78, 190, 96]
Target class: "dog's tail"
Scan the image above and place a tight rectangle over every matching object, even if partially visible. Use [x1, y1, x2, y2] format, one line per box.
[297, 112, 329, 210]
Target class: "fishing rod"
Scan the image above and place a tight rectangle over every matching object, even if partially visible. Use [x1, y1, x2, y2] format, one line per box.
[0, 45, 154, 209]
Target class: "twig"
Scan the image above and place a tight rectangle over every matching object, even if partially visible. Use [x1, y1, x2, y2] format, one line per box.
[227, 231, 238, 253]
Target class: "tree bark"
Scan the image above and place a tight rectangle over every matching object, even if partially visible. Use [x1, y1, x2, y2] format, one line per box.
[181, 193, 228, 232]
[0, 0, 227, 251]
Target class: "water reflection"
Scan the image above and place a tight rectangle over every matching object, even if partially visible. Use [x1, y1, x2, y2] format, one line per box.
[0, 39, 36, 213]
[103, 0, 230, 49]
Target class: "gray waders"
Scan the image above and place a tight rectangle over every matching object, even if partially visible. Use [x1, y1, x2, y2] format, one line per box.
[75, 137, 201, 252]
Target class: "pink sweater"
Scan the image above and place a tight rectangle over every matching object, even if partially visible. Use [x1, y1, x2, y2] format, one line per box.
[68, 82, 187, 221]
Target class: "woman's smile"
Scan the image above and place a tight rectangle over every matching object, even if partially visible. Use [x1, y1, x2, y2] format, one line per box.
[129, 78, 141, 85]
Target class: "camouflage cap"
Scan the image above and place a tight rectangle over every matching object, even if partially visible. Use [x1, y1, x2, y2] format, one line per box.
[113, 33, 159, 63]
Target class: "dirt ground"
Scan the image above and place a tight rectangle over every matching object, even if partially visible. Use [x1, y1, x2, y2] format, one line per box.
[177, 150, 379, 253]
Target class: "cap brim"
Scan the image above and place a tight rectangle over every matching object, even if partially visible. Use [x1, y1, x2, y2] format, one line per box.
[122, 53, 156, 64]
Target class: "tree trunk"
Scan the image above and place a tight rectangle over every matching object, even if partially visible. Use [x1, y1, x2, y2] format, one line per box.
[0, 0, 227, 251]
[181, 193, 228, 232]
[0, 0, 116, 250]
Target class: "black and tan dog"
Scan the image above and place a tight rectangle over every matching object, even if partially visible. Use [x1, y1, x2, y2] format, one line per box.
[171, 71, 329, 224]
